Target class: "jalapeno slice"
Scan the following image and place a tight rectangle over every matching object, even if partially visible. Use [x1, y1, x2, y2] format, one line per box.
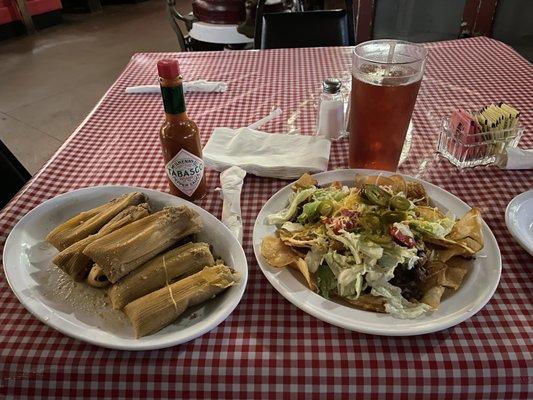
[361, 184, 391, 207]
[381, 211, 407, 225]
[390, 196, 411, 211]
[360, 212, 382, 231]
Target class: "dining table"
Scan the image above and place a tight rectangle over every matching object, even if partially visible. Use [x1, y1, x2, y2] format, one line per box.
[0, 36, 532, 399]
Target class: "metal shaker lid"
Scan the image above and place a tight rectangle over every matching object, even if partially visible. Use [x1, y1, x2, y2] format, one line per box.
[322, 78, 341, 94]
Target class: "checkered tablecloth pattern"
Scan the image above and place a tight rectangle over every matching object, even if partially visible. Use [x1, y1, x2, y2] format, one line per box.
[1, 37, 532, 399]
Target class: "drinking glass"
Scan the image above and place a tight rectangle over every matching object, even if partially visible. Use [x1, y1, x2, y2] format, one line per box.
[348, 40, 427, 171]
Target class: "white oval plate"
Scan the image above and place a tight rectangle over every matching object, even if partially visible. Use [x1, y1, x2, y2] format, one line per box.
[505, 189, 533, 256]
[253, 169, 501, 336]
[3, 186, 248, 350]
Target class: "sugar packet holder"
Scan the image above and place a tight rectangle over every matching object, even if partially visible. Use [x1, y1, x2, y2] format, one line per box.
[437, 104, 524, 169]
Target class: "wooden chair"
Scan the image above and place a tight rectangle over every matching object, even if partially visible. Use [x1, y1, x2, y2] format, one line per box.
[254, 0, 355, 49]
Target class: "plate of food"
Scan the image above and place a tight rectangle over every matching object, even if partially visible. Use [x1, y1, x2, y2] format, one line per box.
[253, 169, 501, 336]
[3, 186, 247, 350]
[505, 189, 533, 256]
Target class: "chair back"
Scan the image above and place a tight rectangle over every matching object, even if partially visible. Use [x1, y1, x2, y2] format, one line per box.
[255, 0, 355, 49]
[0, 140, 31, 209]
[165, 0, 195, 52]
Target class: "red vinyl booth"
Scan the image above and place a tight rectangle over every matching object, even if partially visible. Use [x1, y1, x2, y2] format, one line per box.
[0, 0, 62, 34]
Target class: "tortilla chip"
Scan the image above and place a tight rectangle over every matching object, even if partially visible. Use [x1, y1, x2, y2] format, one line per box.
[330, 181, 342, 189]
[291, 173, 317, 191]
[338, 293, 386, 313]
[422, 285, 445, 308]
[406, 181, 429, 205]
[445, 256, 472, 270]
[447, 208, 484, 253]
[438, 266, 468, 290]
[279, 228, 321, 249]
[419, 261, 448, 288]
[422, 234, 459, 249]
[388, 174, 407, 194]
[355, 174, 397, 192]
[435, 247, 466, 262]
[293, 258, 317, 291]
[415, 206, 446, 222]
[260, 236, 299, 267]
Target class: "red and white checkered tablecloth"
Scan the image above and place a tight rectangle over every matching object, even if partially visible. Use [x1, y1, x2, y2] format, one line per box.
[1, 37, 532, 399]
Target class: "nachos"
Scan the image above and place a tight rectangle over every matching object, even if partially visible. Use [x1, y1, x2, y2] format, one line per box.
[260, 173, 484, 319]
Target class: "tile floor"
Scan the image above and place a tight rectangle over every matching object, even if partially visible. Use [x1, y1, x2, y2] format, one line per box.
[0, 0, 190, 174]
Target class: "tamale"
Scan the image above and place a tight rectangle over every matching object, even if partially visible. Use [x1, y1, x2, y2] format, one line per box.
[84, 206, 202, 283]
[87, 264, 111, 288]
[46, 192, 146, 250]
[53, 203, 150, 281]
[124, 264, 239, 338]
[108, 242, 215, 310]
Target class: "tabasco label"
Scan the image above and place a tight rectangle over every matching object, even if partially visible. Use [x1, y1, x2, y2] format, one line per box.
[165, 149, 205, 197]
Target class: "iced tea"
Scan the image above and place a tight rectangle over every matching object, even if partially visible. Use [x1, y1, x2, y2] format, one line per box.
[348, 40, 427, 171]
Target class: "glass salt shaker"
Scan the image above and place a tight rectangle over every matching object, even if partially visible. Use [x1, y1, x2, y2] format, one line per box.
[316, 78, 345, 140]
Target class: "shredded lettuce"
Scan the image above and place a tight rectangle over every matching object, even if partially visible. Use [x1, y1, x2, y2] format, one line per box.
[266, 188, 316, 225]
[370, 283, 431, 319]
[313, 187, 349, 201]
[305, 246, 326, 273]
[337, 267, 365, 298]
[379, 245, 419, 270]
[323, 251, 354, 277]
[323, 251, 365, 298]
[329, 232, 384, 266]
[409, 218, 454, 238]
[297, 200, 322, 223]
[316, 264, 336, 299]
[280, 221, 305, 232]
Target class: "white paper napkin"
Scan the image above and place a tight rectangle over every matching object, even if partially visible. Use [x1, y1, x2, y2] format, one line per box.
[125, 80, 228, 94]
[203, 127, 331, 179]
[495, 147, 533, 169]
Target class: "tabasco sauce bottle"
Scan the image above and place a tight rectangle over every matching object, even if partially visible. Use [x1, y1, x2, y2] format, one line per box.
[157, 59, 206, 201]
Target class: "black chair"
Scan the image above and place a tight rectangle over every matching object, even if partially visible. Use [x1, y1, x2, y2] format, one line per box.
[165, 0, 196, 52]
[0, 139, 31, 209]
[254, 0, 355, 49]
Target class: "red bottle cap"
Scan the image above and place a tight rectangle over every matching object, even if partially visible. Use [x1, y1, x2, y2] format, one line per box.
[157, 59, 180, 79]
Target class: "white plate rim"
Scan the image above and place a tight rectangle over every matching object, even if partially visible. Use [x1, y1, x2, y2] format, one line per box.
[253, 169, 502, 336]
[3, 185, 248, 350]
[505, 189, 533, 256]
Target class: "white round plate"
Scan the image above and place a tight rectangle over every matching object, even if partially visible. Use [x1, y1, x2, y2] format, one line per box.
[505, 189, 533, 256]
[253, 169, 501, 336]
[3, 186, 248, 350]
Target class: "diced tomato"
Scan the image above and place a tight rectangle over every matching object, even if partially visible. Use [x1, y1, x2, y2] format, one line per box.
[389, 225, 417, 248]
[324, 209, 359, 234]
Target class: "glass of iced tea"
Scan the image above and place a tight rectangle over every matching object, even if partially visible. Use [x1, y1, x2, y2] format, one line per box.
[348, 40, 427, 171]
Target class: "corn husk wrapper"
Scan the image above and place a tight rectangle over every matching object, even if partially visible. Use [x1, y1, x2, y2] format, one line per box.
[124, 264, 239, 338]
[53, 203, 150, 281]
[108, 242, 215, 310]
[46, 192, 146, 250]
[84, 206, 202, 283]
